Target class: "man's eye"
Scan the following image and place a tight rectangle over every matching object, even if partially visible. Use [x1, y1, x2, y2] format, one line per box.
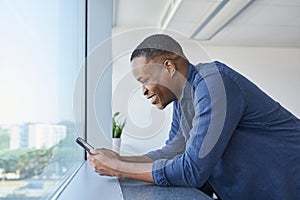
[141, 79, 148, 84]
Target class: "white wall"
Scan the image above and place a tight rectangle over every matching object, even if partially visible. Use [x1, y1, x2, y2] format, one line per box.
[112, 54, 172, 155]
[113, 43, 300, 155]
[191, 45, 300, 118]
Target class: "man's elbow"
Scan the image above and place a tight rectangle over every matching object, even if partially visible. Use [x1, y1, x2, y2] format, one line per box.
[181, 161, 210, 188]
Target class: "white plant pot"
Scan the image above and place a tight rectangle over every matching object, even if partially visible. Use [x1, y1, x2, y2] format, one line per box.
[112, 138, 121, 154]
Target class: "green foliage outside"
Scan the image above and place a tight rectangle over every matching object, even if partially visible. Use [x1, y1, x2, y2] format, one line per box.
[0, 133, 10, 150]
[0, 127, 10, 150]
[0, 147, 54, 179]
[0, 123, 82, 180]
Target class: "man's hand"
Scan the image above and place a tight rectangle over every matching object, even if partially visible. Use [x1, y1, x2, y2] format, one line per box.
[87, 148, 154, 183]
[88, 148, 122, 177]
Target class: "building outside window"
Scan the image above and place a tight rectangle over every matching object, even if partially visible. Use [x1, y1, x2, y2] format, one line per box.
[0, 0, 86, 199]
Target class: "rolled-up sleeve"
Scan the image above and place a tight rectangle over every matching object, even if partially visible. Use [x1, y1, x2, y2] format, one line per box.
[151, 68, 247, 187]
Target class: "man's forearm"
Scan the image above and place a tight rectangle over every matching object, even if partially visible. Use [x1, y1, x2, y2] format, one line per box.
[120, 155, 153, 163]
[88, 149, 155, 183]
[117, 160, 154, 183]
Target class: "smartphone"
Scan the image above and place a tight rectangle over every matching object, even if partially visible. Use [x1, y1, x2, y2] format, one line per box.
[75, 137, 95, 154]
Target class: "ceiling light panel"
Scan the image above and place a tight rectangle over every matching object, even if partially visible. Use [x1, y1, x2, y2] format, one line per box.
[193, 0, 254, 40]
[114, 0, 171, 27]
[210, 0, 300, 47]
[163, 0, 223, 36]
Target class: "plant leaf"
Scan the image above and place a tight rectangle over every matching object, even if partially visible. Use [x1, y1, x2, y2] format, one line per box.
[112, 112, 126, 138]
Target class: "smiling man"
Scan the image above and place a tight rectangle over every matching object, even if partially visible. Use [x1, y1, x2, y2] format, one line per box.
[131, 50, 188, 110]
[88, 34, 300, 200]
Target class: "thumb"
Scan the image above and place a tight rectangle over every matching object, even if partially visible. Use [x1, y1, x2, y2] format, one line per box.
[89, 149, 98, 155]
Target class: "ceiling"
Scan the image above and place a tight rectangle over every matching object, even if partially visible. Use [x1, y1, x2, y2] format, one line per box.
[112, 0, 300, 47]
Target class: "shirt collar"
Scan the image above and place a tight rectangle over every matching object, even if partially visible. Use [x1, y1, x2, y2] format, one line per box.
[179, 63, 196, 101]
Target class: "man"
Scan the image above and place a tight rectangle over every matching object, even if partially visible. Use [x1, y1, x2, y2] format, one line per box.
[88, 34, 300, 199]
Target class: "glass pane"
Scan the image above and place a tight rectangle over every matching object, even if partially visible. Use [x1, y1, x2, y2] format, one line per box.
[0, 0, 85, 199]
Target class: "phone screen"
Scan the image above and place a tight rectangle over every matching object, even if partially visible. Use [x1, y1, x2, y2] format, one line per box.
[75, 137, 95, 154]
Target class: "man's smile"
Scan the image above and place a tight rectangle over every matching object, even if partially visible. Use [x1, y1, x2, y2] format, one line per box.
[147, 94, 158, 104]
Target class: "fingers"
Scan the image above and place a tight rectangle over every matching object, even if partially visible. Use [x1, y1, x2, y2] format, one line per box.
[94, 169, 112, 177]
[94, 168, 114, 177]
[87, 156, 96, 170]
[92, 163, 113, 177]
[88, 148, 108, 157]
[87, 151, 106, 171]
[88, 156, 104, 175]
[87, 154, 94, 163]
[86, 148, 119, 177]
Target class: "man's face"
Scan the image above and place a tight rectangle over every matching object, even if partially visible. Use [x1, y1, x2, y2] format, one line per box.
[131, 56, 177, 110]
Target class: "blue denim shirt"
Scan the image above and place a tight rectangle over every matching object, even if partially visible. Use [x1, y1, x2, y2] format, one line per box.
[146, 61, 300, 200]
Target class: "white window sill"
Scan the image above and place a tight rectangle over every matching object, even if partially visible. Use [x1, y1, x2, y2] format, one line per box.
[55, 161, 122, 200]
[54, 161, 213, 200]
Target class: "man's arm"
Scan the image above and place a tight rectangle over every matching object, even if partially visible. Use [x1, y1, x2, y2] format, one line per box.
[87, 101, 183, 183]
[88, 148, 154, 183]
[146, 102, 186, 161]
[118, 160, 154, 183]
[120, 155, 153, 163]
[150, 65, 247, 187]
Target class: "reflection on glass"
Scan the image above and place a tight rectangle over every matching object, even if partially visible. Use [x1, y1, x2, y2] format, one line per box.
[0, 0, 85, 199]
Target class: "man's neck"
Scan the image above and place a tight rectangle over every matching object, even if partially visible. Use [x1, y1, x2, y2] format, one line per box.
[175, 60, 190, 100]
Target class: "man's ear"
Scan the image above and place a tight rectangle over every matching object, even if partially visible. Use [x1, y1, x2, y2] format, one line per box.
[164, 59, 176, 77]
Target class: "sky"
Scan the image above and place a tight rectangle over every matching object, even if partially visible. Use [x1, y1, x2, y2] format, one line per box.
[0, 0, 83, 124]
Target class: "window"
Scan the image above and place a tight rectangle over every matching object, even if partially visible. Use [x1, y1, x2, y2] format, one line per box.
[0, 0, 86, 199]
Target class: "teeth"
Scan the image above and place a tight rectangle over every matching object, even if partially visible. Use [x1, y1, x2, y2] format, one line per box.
[151, 95, 156, 103]
[147, 95, 156, 103]
[148, 95, 154, 100]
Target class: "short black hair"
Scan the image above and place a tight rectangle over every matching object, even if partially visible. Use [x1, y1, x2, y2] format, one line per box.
[130, 34, 186, 61]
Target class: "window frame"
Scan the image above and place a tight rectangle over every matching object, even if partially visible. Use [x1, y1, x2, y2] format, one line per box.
[50, 0, 113, 198]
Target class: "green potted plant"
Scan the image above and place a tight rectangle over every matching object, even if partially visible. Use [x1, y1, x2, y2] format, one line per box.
[112, 112, 126, 153]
